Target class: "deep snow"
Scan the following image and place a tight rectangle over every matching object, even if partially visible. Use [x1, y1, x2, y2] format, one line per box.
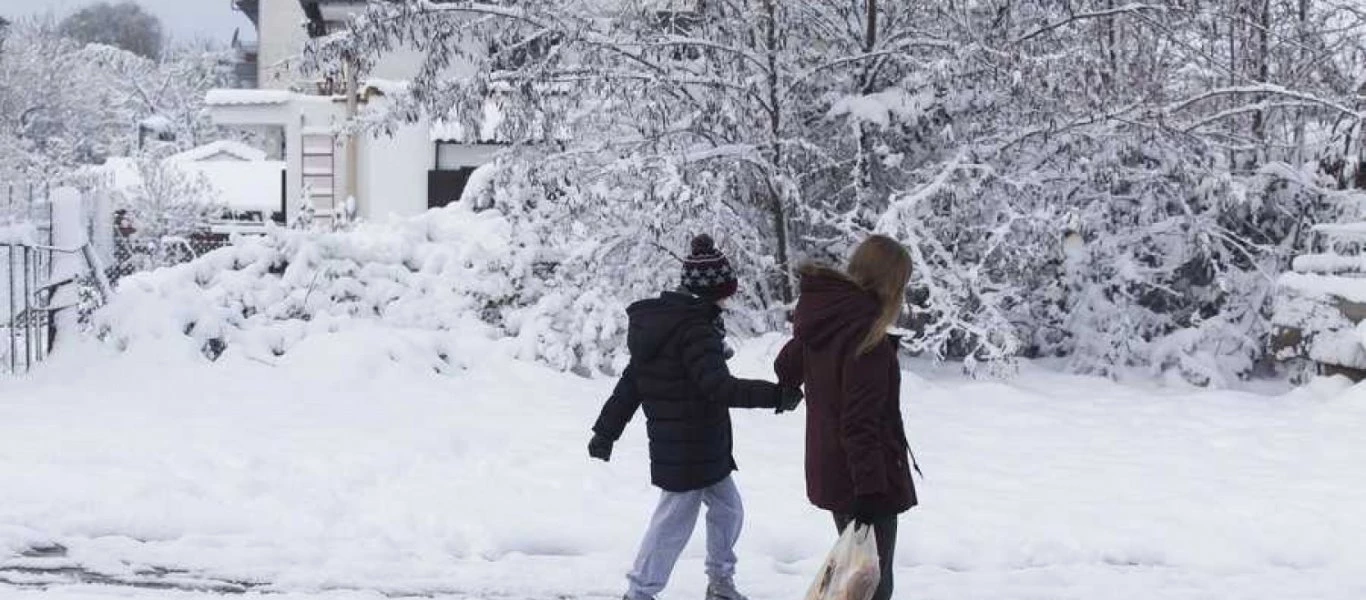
[0, 332, 1363, 599]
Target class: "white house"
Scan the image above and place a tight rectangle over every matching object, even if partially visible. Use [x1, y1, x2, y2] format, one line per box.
[216, 0, 502, 225]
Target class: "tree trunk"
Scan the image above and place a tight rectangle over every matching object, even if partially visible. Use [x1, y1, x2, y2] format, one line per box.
[854, 0, 879, 217]
[761, 0, 792, 302]
[1104, 0, 1117, 90]
[1251, 0, 1270, 161]
[1293, 0, 1310, 164]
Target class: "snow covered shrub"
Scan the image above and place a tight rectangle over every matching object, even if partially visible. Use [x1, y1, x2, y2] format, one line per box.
[95, 203, 512, 363]
[112, 157, 225, 270]
[96, 188, 733, 375]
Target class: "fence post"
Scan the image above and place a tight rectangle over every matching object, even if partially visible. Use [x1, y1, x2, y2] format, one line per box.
[92, 188, 115, 268]
[49, 187, 84, 350]
[7, 246, 15, 374]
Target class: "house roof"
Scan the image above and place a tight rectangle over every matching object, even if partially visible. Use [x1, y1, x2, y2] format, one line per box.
[169, 140, 269, 163]
[232, 0, 260, 28]
[300, 0, 367, 37]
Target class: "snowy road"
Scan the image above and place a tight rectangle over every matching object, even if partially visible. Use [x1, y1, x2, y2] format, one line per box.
[0, 333, 1362, 599]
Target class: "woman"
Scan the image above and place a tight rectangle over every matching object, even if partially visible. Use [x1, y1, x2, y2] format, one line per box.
[774, 235, 917, 600]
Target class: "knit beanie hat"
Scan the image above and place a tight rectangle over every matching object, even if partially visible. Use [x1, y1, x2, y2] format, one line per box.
[681, 234, 738, 301]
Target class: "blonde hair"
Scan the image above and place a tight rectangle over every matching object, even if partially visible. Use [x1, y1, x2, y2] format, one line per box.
[846, 235, 912, 354]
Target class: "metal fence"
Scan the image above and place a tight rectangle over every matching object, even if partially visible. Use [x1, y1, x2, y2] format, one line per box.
[2, 183, 53, 374]
[1, 179, 246, 373]
[2, 182, 114, 375]
[2, 244, 53, 374]
[107, 233, 234, 282]
[3, 183, 53, 246]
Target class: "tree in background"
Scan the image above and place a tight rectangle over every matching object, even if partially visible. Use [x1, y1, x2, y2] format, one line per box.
[0, 19, 121, 179]
[0, 18, 233, 182]
[300, 1, 1366, 382]
[58, 1, 164, 60]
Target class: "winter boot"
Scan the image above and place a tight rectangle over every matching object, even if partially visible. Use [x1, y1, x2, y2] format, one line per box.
[705, 578, 749, 600]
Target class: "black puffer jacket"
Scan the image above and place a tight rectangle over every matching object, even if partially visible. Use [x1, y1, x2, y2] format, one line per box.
[592, 291, 782, 492]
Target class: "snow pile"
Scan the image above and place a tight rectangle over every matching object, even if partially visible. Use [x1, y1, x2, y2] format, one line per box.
[94, 201, 630, 373]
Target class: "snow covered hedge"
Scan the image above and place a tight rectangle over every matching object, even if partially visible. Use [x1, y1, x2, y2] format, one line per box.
[94, 198, 648, 375]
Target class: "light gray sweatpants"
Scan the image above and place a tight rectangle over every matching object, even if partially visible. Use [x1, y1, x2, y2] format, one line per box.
[626, 475, 743, 600]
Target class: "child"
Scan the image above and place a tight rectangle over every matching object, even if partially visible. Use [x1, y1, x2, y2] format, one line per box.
[774, 236, 919, 600]
[589, 234, 803, 600]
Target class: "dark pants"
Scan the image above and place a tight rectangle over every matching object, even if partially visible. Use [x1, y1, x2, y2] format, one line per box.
[833, 513, 898, 600]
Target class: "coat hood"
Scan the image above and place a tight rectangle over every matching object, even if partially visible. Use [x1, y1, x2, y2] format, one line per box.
[792, 267, 879, 351]
[626, 291, 719, 361]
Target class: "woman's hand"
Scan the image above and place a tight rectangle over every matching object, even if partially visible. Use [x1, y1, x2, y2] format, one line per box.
[776, 386, 804, 414]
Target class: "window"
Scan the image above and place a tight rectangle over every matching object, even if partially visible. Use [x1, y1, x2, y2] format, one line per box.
[428, 168, 477, 209]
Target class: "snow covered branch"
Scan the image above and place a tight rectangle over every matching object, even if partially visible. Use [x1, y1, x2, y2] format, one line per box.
[1013, 3, 1172, 45]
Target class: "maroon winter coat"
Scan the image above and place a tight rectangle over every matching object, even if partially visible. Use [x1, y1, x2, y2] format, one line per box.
[775, 269, 917, 517]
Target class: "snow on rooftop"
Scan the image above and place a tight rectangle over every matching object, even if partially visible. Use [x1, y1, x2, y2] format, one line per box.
[1292, 254, 1366, 275]
[1279, 271, 1366, 304]
[364, 78, 411, 96]
[181, 161, 284, 213]
[1312, 223, 1366, 239]
[205, 89, 293, 106]
[169, 140, 269, 164]
[139, 115, 175, 132]
[97, 152, 283, 214]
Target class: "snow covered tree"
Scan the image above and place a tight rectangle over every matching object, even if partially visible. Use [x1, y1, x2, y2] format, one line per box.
[0, 19, 123, 180]
[80, 41, 236, 152]
[58, 1, 164, 60]
[0, 19, 234, 183]
[310, 0, 1366, 382]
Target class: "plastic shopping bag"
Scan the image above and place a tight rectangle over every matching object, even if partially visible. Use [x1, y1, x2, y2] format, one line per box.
[803, 522, 881, 600]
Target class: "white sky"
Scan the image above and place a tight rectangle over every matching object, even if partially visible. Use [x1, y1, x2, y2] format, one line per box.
[0, 0, 254, 43]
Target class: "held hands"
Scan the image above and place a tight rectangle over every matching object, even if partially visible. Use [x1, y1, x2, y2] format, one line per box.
[587, 434, 614, 462]
[775, 386, 804, 414]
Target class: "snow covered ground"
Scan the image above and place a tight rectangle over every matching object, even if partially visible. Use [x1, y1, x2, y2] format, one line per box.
[0, 332, 1363, 600]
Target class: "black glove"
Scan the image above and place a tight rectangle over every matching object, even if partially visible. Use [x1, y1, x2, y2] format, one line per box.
[775, 386, 803, 414]
[588, 434, 614, 462]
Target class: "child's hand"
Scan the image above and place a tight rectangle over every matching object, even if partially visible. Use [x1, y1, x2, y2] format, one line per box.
[588, 434, 614, 461]
[775, 386, 804, 414]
